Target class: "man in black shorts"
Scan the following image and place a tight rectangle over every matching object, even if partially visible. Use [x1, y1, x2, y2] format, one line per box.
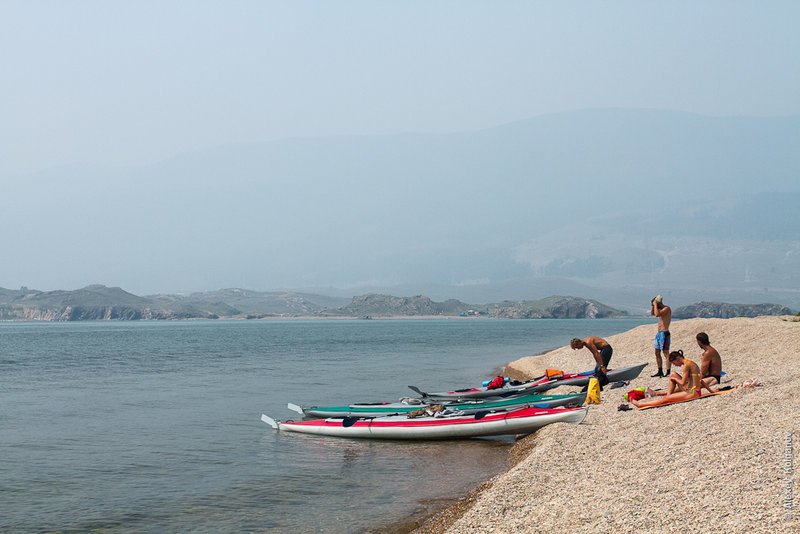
[571, 336, 613, 389]
[697, 331, 723, 388]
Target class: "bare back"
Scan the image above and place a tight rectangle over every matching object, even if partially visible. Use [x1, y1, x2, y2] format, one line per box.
[700, 345, 722, 377]
[585, 336, 608, 350]
[581, 336, 609, 365]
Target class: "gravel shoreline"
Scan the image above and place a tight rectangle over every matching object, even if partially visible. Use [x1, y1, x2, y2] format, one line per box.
[410, 316, 800, 533]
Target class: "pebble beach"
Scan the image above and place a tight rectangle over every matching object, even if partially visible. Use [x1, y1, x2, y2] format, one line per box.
[413, 316, 800, 533]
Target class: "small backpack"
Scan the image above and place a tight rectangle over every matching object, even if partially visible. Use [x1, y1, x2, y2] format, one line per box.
[625, 389, 646, 402]
[486, 376, 506, 390]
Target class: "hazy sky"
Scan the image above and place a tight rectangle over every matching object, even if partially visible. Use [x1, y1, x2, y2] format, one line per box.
[1, 2, 799, 301]
[2, 1, 799, 177]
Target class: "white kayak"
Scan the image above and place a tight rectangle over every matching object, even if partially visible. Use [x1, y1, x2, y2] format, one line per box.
[260, 405, 588, 440]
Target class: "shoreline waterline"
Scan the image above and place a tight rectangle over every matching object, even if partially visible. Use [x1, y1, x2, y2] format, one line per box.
[389, 432, 541, 534]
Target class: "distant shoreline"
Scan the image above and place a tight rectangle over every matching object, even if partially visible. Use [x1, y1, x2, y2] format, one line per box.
[0, 314, 648, 324]
[3, 285, 794, 322]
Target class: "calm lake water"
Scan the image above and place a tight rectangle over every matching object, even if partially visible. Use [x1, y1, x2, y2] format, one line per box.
[0, 318, 650, 533]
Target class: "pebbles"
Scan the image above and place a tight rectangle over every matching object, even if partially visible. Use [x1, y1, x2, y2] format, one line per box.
[416, 316, 800, 533]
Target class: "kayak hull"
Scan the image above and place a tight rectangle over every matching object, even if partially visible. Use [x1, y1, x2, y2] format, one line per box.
[526, 362, 648, 393]
[299, 392, 587, 418]
[272, 406, 588, 440]
[415, 363, 647, 399]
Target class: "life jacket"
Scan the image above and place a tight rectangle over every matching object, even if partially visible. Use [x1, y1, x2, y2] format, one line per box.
[545, 368, 564, 380]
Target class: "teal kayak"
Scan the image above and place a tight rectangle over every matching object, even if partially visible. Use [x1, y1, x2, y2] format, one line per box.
[289, 391, 587, 418]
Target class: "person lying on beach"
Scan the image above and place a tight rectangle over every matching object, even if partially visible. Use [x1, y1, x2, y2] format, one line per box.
[570, 336, 612, 389]
[631, 350, 715, 408]
[696, 331, 723, 388]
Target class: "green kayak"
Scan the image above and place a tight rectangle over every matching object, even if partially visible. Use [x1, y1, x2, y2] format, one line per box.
[289, 391, 587, 418]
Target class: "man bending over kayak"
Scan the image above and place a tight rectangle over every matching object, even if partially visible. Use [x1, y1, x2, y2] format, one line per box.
[571, 336, 612, 389]
[631, 350, 716, 408]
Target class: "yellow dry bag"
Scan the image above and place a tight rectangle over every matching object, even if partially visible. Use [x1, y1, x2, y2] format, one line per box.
[585, 377, 601, 405]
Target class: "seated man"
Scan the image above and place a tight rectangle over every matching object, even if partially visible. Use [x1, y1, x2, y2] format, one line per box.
[631, 350, 715, 408]
[696, 331, 723, 388]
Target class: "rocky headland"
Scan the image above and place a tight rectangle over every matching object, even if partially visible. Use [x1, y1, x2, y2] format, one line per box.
[316, 294, 627, 319]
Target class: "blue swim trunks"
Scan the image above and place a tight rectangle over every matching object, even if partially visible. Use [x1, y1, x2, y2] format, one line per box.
[654, 330, 671, 351]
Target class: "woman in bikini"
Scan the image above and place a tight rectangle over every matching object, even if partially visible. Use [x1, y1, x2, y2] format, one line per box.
[631, 350, 715, 408]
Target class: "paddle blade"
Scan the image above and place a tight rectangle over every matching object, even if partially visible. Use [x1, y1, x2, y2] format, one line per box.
[287, 403, 304, 414]
[342, 417, 359, 427]
[408, 385, 428, 397]
[261, 414, 278, 429]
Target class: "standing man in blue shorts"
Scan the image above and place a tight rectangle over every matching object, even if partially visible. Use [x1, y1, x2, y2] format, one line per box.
[651, 294, 672, 377]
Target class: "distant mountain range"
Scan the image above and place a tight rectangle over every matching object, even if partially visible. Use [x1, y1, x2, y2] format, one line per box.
[3, 109, 798, 312]
[0, 285, 794, 321]
[317, 293, 625, 319]
[0, 285, 349, 321]
[672, 301, 795, 319]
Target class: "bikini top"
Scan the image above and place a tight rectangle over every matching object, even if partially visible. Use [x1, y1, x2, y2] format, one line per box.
[684, 358, 702, 389]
